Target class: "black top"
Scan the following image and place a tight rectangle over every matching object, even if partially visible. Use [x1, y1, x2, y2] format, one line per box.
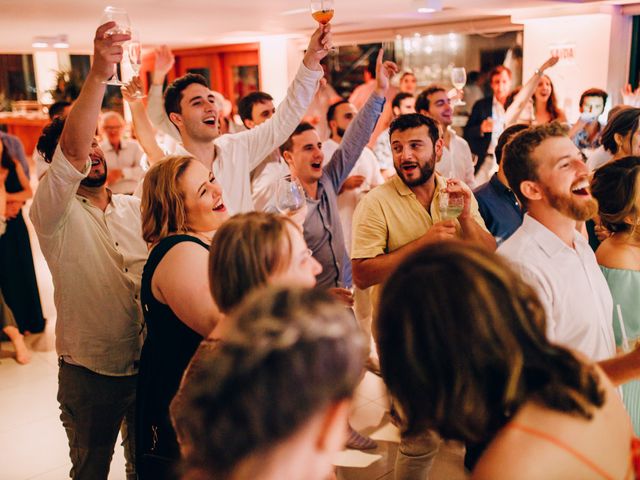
[464, 96, 494, 171]
[136, 234, 208, 479]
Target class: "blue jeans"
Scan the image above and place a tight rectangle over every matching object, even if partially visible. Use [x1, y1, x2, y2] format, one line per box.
[57, 359, 137, 480]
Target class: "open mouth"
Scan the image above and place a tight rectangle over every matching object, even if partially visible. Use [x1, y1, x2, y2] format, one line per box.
[571, 180, 590, 196]
[401, 163, 418, 173]
[311, 162, 322, 169]
[212, 199, 226, 212]
[202, 116, 217, 127]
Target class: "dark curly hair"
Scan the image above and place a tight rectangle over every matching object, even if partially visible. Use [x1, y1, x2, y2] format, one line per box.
[36, 117, 66, 164]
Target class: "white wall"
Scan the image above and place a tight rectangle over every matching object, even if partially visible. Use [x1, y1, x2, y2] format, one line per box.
[520, 8, 631, 122]
[259, 36, 294, 105]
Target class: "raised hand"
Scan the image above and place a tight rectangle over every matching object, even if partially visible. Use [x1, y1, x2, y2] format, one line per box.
[539, 56, 559, 73]
[374, 49, 399, 96]
[621, 84, 640, 107]
[152, 45, 175, 84]
[121, 76, 144, 104]
[92, 22, 130, 82]
[303, 24, 333, 71]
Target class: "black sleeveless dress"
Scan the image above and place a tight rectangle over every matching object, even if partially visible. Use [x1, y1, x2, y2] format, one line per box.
[0, 158, 45, 333]
[136, 235, 207, 480]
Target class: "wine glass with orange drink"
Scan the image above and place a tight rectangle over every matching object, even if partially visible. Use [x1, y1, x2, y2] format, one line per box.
[310, 0, 336, 52]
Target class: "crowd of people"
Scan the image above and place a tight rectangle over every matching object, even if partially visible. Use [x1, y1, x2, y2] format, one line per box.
[4, 17, 640, 480]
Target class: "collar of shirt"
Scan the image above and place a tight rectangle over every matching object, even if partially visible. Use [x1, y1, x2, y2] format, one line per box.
[520, 214, 586, 258]
[391, 172, 447, 201]
[489, 172, 514, 196]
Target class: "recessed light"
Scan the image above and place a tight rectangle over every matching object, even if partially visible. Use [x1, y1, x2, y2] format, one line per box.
[32, 41, 48, 48]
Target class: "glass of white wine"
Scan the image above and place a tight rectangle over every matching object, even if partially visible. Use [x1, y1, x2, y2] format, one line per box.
[127, 31, 145, 98]
[438, 192, 464, 220]
[100, 6, 131, 86]
[450, 67, 467, 107]
[275, 175, 306, 214]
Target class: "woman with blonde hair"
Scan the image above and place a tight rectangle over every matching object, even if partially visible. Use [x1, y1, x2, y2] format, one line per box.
[592, 156, 640, 435]
[377, 242, 638, 479]
[136, 154, 228, 479]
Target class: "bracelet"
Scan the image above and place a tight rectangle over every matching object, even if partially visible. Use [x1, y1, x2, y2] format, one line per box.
[534, 68, 541, 76]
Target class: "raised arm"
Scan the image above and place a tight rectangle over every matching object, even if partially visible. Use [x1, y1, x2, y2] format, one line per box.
[504, 56, 559, 126]
[59, 22, 130, 171]
[325, 49, 396, 190]
[122, 77, 165, 166]
[147, 45, 181, 141]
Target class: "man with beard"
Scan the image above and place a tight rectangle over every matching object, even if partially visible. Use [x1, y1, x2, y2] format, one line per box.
[351, 113, 494, 480]
[30, 23, 147, 480]
[498, 122, 640, 382]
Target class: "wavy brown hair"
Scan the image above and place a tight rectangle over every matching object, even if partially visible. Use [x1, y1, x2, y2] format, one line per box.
[209, 212, 299, 313]
[141, 155, 194, 245]
[377, 242, 604, 444]
[535, 75, 562, 121]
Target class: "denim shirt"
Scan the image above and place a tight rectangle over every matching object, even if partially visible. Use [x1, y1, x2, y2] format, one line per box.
[474, 173, 523, 245]
[303, 93, 385, 289]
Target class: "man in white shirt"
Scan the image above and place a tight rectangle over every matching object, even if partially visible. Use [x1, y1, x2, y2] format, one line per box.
[498, 122, 640, 382]
[30, 24, 147, 480]
[99, 111, 144, 194]
[237, 91, 289, 211]
[146, 27, 332, 215]
[416, 85, 475, 188]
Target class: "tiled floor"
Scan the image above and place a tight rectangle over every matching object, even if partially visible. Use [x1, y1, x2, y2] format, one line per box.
[0, 195, 468, 480]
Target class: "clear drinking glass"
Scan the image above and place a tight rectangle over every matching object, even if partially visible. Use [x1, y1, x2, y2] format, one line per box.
[450, 67, 467, 106]
[438, 192, 464, 220]
[275, 175, 306, 214]
[127, 31, 145, 98]
[100, 6, 131, 86]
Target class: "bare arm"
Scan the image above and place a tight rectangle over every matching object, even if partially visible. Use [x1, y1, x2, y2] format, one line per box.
[152, 241, 221, 337]
[598, 347, 640, 386]
[122, 77, 165, 166]
[147, 45, 181, 140]
[59, 22, 130, 171]
[505, 56, 559, 127]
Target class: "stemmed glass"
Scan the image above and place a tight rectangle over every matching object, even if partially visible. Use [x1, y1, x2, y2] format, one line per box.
[275, 175, 306, 214]
[127, 31, 145, 98]
[310, 0, 337, 53]
[450, 67, 467, 107]
[99, 6, 131, 86]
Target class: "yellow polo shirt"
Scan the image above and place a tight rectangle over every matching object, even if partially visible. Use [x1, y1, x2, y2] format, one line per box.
[351, 173, 487, 332]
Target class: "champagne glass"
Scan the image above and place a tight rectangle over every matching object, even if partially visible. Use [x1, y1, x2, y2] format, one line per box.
[310, 0, 337, 53]
[127, 31, 145, 98]
[276, 175, 306, 214]
[99, 6, 131, 86]
[450, 67, 467, 107]
[438, 192, 464, 220]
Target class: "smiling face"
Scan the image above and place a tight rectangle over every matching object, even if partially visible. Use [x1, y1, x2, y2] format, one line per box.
[390, 125, 441, 187]
[283, 128, 325, 185]
[171, 83, 220, 143]
[491, 70, 512, 103]
[424, 90, 453, 127]
[528, 136, 597, 221]
[535, 76, 553, 103]
[270, 223, 322, 289]
[81, 137, 108, 188]
[178, 160, 228, 233]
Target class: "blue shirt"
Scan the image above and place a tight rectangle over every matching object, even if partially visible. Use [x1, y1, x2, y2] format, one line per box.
[474, 173, 523, 245]
[0, 130, 29, 179]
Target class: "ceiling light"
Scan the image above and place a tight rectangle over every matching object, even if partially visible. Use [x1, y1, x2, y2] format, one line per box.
[32, 34, 69, 49]
[415, 0, 443, 14]
[32, 41, 48, 48]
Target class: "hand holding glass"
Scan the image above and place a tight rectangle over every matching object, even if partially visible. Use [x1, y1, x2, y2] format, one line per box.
[450, 67, 467, 107]
[276, 175, 306, 214]
[127, 31, 145, 98]
[310, 0, 336, 52]
[100, 6, 131, 86]
[439, 192, 464, 220]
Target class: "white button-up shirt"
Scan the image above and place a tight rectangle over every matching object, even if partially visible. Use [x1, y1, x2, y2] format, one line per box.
[437, 128, 476, 188]
[99, 138, 144, 194]
[30, 145, 148, 376]
[498, 214, 615, 361]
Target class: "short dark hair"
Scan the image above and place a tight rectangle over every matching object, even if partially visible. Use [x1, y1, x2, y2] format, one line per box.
[48, 101, 71, 120]
[579, 88, 608, 109]
[164, 73, 209, 119]
[392, 92, 414, 110]
[377, 242, 604, 443]
[600, 107, 640, 154]
[415, 85, 446, 114]
[389, 113, 440, 146]
[502, 121, 569, 208]
[489, 65, 512, 82]
[280, 122, 316, 155]
[326, 99, 351, 124]
[495, 124, 529, 165]
[170, 287, 366, 479]
[237, 91, 274, 125]
[37, 117, 66, 164]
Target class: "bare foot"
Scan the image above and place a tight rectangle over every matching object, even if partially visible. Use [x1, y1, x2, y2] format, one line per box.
[3, 326, 31, 364]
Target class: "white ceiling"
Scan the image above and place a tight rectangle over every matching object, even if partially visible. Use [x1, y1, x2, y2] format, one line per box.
[0, 0, 637, 53]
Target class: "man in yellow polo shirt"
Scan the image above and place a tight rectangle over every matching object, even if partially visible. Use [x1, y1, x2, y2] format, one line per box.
[351, 113, 495, 480]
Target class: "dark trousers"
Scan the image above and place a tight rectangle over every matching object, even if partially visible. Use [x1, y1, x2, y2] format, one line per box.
[57, 359, 137, 480]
